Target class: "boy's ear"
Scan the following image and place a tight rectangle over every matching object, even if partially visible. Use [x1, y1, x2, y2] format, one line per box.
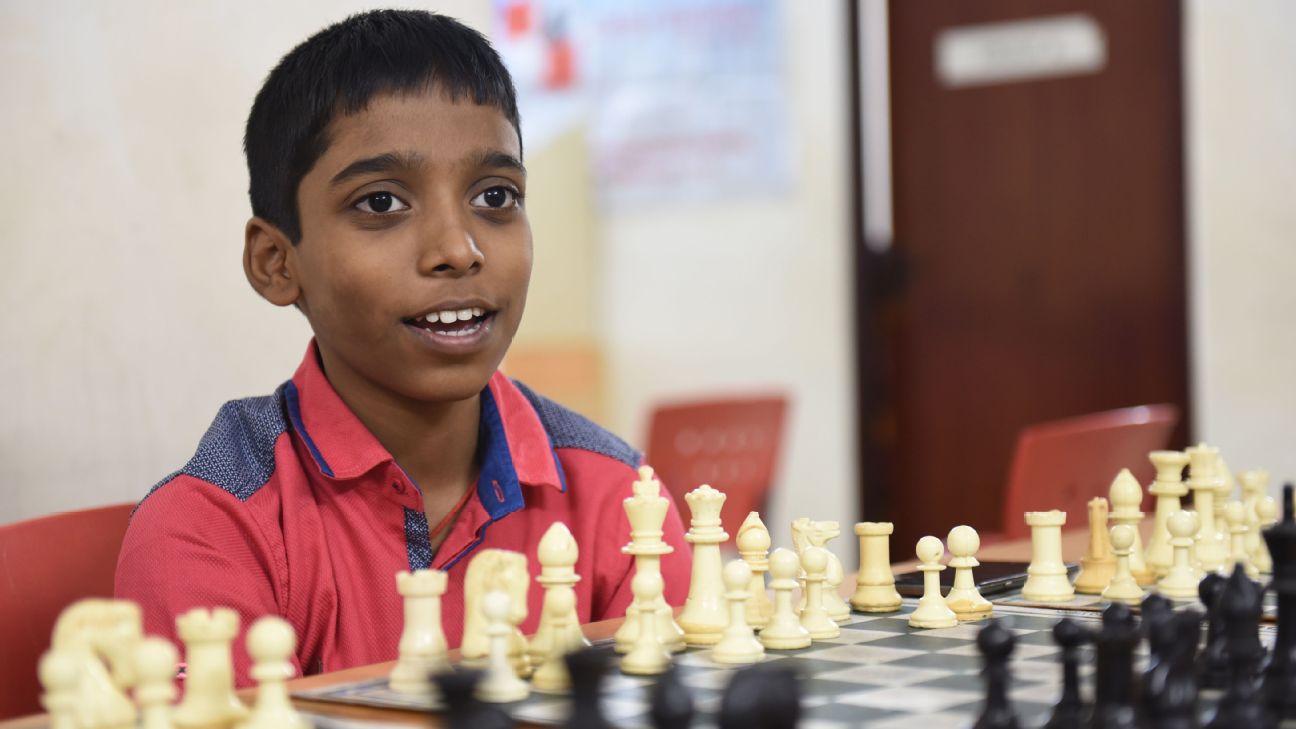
[244, 217, 301, 307]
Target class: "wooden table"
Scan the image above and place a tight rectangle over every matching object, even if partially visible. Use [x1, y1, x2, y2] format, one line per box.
[1, 531, 1084, 728]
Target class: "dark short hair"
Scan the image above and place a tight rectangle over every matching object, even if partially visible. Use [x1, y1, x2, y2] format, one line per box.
[244, 9, 521, 243]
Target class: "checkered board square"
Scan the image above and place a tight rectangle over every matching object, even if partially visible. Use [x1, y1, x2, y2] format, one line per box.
[292, 598, 1278, 729]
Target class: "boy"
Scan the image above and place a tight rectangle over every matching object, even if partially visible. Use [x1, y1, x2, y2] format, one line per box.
[116, 9, 692, 683]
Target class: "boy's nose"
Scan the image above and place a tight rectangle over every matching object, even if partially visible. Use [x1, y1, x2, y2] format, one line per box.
[418, 225, 484, 276]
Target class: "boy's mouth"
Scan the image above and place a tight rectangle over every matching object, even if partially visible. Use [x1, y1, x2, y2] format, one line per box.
[404, 306, 495, 338]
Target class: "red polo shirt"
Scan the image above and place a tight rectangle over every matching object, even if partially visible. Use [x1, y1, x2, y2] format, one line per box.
[115, 343, 692, 684]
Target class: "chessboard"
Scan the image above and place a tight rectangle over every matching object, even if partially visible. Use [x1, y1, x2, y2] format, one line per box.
[293, 600, 1279, 729]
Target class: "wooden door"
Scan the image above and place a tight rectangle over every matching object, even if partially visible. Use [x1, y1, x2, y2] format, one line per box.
[856, 0, 1191, 549]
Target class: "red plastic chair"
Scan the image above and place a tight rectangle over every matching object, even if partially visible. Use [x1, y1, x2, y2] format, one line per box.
[644, 396, 788, 540]
[998, 404, 1180, 540]
[0, 503, 135, 718]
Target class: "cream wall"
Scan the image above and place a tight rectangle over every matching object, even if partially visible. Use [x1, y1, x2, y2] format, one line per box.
[1185, 0, 1296, 493]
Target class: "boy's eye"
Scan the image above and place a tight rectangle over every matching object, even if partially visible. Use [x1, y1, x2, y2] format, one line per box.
[354, 192, 409, 214]
[470, 186, 520, 210]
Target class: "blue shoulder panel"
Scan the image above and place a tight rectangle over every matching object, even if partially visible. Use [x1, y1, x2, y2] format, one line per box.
[142, 384, 289, 506]
[513, 380, 641, 469]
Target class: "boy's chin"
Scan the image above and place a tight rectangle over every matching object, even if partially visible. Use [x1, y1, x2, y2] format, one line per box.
[398, 365, 500, 404]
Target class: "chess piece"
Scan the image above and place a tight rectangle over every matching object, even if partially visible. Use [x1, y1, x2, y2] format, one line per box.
[1108, 469, 1153, 586]
[475, 591, 529, 703]
[46, 599, 144, 729]
[532, 588, 577, 692]
[461, 549, 530, 676]
[1043, 618, 1087, 729]
[973, 620, 1020, 729]
[1021, 511, 1075, 602]
[564, 647, 617, 729]
[1240, 470, 1269, 569]
[616, 467, 685, 654]
[759, 547, 812, 650]
[1222, 500, 1259, 578]
[799, 546, 841, 638]
[791, 518, 851, 622]
[38, 649, 82, 729]
[1186, 444, 1229, 572]
[531, 522, 588, 666]
[134, 638, 177, 729]
[239, 616, 311, 729]
[678, 484, 730, 646]
[1145, 450, 1190, 578]
[718, 663, 802, 729]
[390, 568, 449, 695]
[1262, 484, 1296, 721]
[851, 521, 902, 612]
[1256, 494, 1279, 575]
[173, 607, 249, 729]
[622, 571, 671, 676]
[712, 559, 765, 664]
[1205, 564, 1275, 729]
[1073, 497, 1117, 594]
[1143, 608, 1202, 729]
[1102, 525, 1145, 604]
[1158, 510, 1202, 599]
[1196, 573, 1229, 690]
[945, 525, 992, 620]
[1091, 602, 1140, 729]
[736, 512, 774, 628]
[433, 669, 512, 729]
[649, 665, 695, 729]
[908, 536, 958, 629]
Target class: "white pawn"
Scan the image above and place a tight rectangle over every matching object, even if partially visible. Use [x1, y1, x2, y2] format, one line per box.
[1108, 470, 1153, 586]
[390, 569, 449, 695]
[135, 638, 178, 729]
[1021, 510, 1075, 602]
[1255, 496, 1279, 574]
[1102, 525, 1145, 604]
[799, 546, 841, 639]
[1158, 510, 1201, 599]
[1223, 501, 1259, 578]
[476, 591, 529, 703]
[759, 548, 812, 650]
[909, 536, 958, 629]
[238, 617, 311, 729]
[532, 589, 576, 692]
[621, 572, 671, 675]
[944, 525, 992, 620]
[712, 560, 765, 665]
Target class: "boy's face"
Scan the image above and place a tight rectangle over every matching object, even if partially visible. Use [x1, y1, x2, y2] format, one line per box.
[283, 88, 530, 405]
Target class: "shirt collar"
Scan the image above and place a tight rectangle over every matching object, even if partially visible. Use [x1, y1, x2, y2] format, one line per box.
[284, 341, 565, 493]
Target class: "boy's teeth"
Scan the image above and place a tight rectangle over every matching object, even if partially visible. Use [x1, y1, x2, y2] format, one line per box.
[420, 308, 489, 324]
[472, 307, 484, 317]
[437, 311, 457, 324]
[456, 308, 474, 321]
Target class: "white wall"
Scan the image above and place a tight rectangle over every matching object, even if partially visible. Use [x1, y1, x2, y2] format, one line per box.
[1185, 0, 1296, 495]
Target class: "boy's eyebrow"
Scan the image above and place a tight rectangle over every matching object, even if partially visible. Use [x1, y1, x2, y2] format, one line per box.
[329, 151, 425, 188]
[471, 150, 527, 177]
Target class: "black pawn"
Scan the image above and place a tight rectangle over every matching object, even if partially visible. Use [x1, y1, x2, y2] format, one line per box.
[433, 667, 515, 729]
[1090, 601, 1140, 729]
[1142, 593, 1174, 647]
[1143, 608, 1202, 729]
[1205, 563, 1276, 728]
[1043, 618, 1088, 729]
[1262, 482, 1296, 720]
[973, 620, 1019, 729]
[564, 647, 616, 729]
[649, 664, 693, 729]
[1197, 572, 1230, 689]
[717, 663, 801, 729]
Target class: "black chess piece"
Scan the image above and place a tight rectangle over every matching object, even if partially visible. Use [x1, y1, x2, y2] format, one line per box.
[1142, 593, 1174, 645]
[717, 663, 801, 729]
[1204, 563, 1276, 729]
[433, 667, 515, 729]
[1262, 483, 1296, 720]
[1143, 607, 1202, 729]
[1043, 618, 1088, 729]
[564, 647, 616, 729]
[650, 664, 694, 729]
[972, 619, 1020, 729]
[1090, 601, 1140, 729]
[1197, 572, 1230, 689]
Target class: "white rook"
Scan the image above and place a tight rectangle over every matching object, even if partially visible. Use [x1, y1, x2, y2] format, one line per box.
[851, 522, 902, 613]
[1021, 510, 1074, 602]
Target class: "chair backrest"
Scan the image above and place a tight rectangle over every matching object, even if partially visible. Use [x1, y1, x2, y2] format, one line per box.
[0, 502, 135, 719]
[644, 396, 788, 541]
[1000, 404, 1180, 540]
